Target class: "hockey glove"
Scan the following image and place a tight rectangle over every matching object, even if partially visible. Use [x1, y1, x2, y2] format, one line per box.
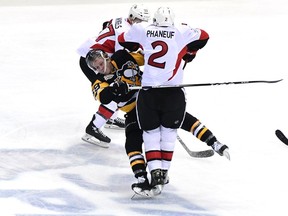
[182, 51, 197, 63]
[102, 21, 110, 30]
[111, 81, 129, 96]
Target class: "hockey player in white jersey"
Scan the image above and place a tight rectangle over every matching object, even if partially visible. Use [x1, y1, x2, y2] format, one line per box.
[119, 6, 230, 195]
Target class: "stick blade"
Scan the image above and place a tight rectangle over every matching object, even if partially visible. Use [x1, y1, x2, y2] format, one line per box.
[188, 149, 215, 158]
[268, 79, 283, 83]
[177, 135, 214, 158]
[275, 129, 288, 145]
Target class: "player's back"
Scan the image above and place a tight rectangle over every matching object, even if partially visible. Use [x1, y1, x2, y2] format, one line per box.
[140, 24, 185, 86]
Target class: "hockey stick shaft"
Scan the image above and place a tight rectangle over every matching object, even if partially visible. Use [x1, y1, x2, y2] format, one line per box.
[177, 135, 214, 158]
[129, 79, 283, 90]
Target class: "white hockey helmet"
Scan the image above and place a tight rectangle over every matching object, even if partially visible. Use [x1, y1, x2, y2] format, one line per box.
[128, 4, 150, 22]
[153, 7, 175, 27]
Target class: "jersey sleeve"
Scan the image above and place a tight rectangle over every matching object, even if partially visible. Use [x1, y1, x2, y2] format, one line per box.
[89, 21, 116, 56]
[118, 23, 145, 50]
[179, 24, 209, 51]
[76, 37, 97, 57]
[129, 52, 144, 66]
[186, 29, 209, 51]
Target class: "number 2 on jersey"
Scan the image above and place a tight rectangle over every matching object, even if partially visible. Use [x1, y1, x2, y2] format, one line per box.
[148, 41, 168, 69]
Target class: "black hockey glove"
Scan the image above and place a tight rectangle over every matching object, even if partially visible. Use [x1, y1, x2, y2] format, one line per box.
[111, 81, 129, 96]
[102, 21, 110, 30]
[182, 51, 198, 69]
[182, 52, 196, 63]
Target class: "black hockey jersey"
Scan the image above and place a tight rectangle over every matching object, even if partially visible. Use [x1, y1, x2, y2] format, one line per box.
[94, 49, 144, 113]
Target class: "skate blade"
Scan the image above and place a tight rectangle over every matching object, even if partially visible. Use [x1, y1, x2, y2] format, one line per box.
[223, 149, 230, 160]
[151, 184, 163, 196]
[132, 187, 154, 198]
[81, 134, 109, 148]
[104, 124, 125, 130]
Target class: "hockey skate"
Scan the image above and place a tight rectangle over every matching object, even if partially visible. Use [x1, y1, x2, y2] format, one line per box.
[131, 175, 153, 198]
[162, 169, 169, 185]
[150, 169, 164, 196]
[212, 141, 230, 160]
[82, 120, 111, 148]
[104, 117, 125, 129]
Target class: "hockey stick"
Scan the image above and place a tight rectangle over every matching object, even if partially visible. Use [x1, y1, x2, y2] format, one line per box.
[129, 79, 283, 90]
[177, 135, 214, 158]
[275, 129, 288, 145]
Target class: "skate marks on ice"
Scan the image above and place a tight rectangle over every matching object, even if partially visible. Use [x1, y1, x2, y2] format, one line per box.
[0, 143, 124, 180]
[123, 190, 217, 216]
[0, 144, 214, 216]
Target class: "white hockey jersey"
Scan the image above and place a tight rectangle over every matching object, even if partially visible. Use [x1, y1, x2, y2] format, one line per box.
[118, 23, 206, 86]
[76, 17, 133, 57]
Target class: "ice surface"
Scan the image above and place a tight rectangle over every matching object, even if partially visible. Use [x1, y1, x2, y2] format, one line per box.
[0, 0, 288, 215]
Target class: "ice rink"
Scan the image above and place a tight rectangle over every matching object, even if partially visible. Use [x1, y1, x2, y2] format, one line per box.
[0, 0, 288, 215]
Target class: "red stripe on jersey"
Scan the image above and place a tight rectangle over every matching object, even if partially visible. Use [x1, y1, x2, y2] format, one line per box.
[118, 33, 125, 43]
[161, 151, 174, 161]
[96, 24, 115, 42]
[169, 47, 188, 81]
[145, 150, 162, 162]
[90, 41, 115, 55]
[199, 29, 209, 40]
[98, 104, 114, 119]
